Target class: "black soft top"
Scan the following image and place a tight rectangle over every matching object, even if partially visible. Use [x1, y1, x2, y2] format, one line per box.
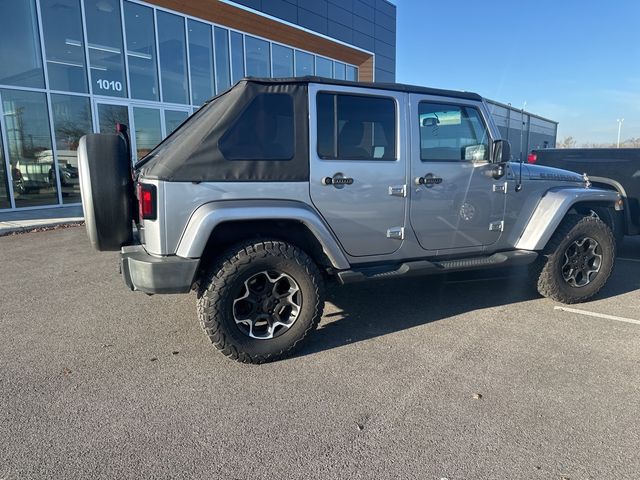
[242, 76, 483, 101]
[138, 77, 483, 183]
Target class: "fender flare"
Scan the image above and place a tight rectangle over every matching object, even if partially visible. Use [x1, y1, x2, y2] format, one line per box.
[175, 199, 351, 270]
[515, 187, 622, 251]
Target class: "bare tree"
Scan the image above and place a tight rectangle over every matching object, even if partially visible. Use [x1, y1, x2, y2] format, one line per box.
[557, 136, 577, 148]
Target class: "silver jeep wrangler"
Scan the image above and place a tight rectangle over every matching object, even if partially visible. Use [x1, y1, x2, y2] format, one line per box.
[78, 77, 622, 363]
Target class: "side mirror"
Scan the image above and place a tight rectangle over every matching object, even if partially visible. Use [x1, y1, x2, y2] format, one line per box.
[493, 139, 511, 163]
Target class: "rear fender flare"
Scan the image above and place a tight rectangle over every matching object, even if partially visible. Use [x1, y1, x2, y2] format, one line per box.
[175, 200, 351, 269]
[515, 187, 622, 251]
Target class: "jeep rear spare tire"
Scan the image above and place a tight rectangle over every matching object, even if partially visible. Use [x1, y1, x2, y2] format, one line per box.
[78, 133, 134, 251]
[533, 215, 615, 304]
[197, 240, 325, 364]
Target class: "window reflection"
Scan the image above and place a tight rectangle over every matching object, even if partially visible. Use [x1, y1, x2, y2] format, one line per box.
[245, 36, 270, 77]
[51, 94, 92, 204]
[214, 27, 231, 93]
[271, 44, 293, 78]
[41, 0, 88, 93]
[157, 11, 189, 104]
[188, 20, 214, 105]
[0, 0, 44, 88]
[124, 1, 159, 101]
[333, 61, 346, 80]
[295, 50, 314, 77]
[0, 120, 9, 209]
[85, 0, 127, 97]
[316, 57, 333, 79]
[1, 90, 57, 208]
[164, 110, 188, 136]
[346, 65, 358, 81]
[133, 107, 162, 159]
[97, 103, 129, 134]
[230, 32, 244, 85]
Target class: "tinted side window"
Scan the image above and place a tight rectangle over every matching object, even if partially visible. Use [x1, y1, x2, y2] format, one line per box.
[419, 102, 489, 162]
[317, 93, 396, 160]
[219, 93, 294, 161]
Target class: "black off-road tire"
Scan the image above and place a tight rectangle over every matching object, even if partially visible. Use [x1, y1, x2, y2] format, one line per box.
[531, 215, 615, 304]
[588, 206, 625, 247]
[196, 239, 325, 364]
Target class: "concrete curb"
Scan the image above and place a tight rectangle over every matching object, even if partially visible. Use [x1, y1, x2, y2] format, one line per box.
[0, 218, 85, 237]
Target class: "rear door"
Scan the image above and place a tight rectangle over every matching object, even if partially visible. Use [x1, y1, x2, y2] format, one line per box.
[309, 84, 407, 257]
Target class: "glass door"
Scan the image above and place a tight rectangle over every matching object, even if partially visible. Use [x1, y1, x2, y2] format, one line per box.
[131, 106, 162, 160]
[95, 101, 129, 134]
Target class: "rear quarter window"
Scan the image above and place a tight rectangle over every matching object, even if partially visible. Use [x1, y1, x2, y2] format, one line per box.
[219, 92, 295, 161]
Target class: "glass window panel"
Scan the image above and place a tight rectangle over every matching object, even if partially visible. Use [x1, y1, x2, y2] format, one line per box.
[245, 36, 270, 77]
[316, 93, 396, 161]
[333, 61, 346, 80]
[271, 44, 293, 78]
[97, 103, 129, 134]
[157, 11, 189, 104]
[164, 110, 188, 136]
[230, 32, 244, 85]
[188, 19, 214, 105]
[295, 50, 314, 77]
[419, 103, 489, 162]
[0, 120, 10, 209]
[40, 0, 88, 93]
[0, 0, 44, 88]
[346, 65, 358, 81]
[124, 1, 158, 101]
[214, 27, 230, 93]
[133, 107, 162, 160]
[85, 0, 127, 97]
[50, 94, 92, 204]
[315, 57, 332, 79]
[1, 89, 57, 207]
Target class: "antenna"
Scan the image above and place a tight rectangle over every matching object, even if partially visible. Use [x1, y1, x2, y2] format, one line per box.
[515, 101, 526, 192]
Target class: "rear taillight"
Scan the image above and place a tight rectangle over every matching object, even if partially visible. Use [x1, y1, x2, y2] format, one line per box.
[527, 153, 537, 164]
[137, 183, 157, 221]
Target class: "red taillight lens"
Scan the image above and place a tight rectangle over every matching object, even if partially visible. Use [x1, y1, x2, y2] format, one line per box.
[527, 153, 537, 164]
[137, 183, 157, 221]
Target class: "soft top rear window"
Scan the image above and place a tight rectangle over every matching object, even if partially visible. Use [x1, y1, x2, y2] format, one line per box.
[219, 93, 294, 161]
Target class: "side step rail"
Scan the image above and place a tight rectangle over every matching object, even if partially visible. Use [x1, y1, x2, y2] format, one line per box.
[337, 250, 538, 285]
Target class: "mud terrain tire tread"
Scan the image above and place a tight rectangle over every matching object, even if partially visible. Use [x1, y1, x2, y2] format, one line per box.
[196, 239, 324, 364]
[532, 215, 615, 304]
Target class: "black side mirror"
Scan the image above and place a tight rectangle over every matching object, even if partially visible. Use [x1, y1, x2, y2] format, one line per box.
[493, 139, 511, 163]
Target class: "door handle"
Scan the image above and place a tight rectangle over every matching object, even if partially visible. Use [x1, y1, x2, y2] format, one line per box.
[322, 173, 354, 186]
[414, 173, 443, 186]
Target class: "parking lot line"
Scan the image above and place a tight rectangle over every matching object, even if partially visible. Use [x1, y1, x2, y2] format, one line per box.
[554, 306, 640, 326]
[618, 257, 640, 263]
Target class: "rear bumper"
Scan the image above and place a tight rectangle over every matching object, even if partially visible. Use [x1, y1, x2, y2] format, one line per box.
[120, 245, 199, 294]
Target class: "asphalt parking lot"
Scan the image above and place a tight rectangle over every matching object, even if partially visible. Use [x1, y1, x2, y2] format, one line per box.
[1, 227, 639, 479]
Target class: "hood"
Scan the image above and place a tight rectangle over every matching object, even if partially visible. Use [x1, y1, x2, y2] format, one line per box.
[524, 164, 586, 185]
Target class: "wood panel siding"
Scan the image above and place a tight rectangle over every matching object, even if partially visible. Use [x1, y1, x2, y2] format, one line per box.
[152, 0, 374, 81]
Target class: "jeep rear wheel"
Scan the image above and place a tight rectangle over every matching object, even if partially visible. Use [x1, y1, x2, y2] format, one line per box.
[533, 215, 615, 304]
[197, 240, 325, 364]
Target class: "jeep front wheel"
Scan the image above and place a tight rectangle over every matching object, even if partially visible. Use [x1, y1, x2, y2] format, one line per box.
[197, 240, 325, 364]
[533, 215, 615, 304]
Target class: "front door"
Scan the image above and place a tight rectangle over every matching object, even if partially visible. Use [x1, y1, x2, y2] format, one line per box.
[309, 85, 407, 257]
[409, 95, 506, 252]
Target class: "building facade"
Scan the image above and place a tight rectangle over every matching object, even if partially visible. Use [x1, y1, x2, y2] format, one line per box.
[0, 0, 391, 211]
[0, 0, 556, 213]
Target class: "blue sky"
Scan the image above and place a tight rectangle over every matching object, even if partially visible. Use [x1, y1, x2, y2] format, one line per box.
[394, 0, 640, 145]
